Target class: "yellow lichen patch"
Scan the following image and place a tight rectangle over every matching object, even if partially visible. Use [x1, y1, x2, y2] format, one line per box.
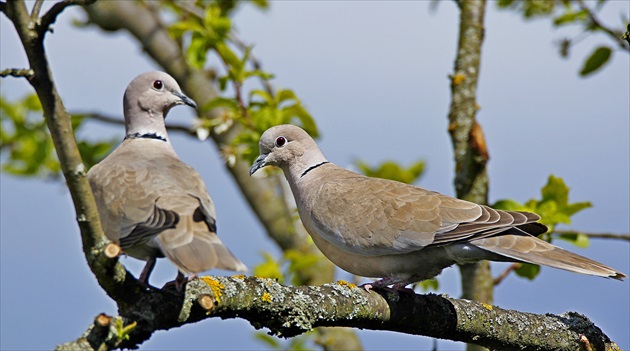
[261, 292, 272, 303]
[231, 274, 245, 280]
[452, 73, 466, 85]
[201, 276, 224, 303]
[481, 303, 493, 311]
[336, 280, 357, 289]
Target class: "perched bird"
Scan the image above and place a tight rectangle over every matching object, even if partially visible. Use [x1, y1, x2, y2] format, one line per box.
[250, 124, 626, 289]
[88, 72, 246, 287]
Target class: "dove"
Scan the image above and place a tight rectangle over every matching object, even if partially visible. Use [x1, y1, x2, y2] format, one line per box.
[249, 124, 626, 289]
[88, 71, 246, 287]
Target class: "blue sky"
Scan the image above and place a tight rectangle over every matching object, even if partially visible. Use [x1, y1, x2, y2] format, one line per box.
[1, 2, 628, 350]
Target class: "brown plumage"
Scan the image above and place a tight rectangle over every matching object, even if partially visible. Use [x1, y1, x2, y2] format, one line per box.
[250, 124, 625, 288]
[88, 72, 246, 286]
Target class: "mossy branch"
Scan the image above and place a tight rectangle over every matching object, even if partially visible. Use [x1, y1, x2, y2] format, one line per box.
[57, 276, 621, 351]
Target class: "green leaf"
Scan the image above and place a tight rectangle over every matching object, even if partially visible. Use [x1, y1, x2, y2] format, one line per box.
[217, 42, 241, 71]
[253, 252, 284, 283]
[168, 21, 205, 38]
[541, 174, 569, 206]
[492, 199, 529, 211]
[356, 160, 425, 184]
[253, 332, 281, 349]
[564, 201, 593, 216]
[553, 10, 588, 26]
[276, 89, 298, 104]
[186, 33, 210, 69]
[514, 263, 541, 280]
[416, 278, 439, 292]
[580, 46, 612, 76]
[557, 232, 590, 248]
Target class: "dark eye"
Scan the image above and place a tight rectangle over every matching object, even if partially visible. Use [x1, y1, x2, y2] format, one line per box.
[275, 136, 287, 148]
[153, 80, 164, 90]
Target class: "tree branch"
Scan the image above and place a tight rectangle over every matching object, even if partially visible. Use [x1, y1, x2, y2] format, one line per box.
[30, 0, 44, 20]
[447, 3, 491, 350]
[0, 68, 34, 78]
[553, 230, 630, 242]
[57, 276, 621, 351]
[38, 0, 96, 36]
[76, 112, 196, 136]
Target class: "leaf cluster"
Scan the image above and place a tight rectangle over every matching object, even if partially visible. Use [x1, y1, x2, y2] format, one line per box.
[166, 1, 318, 166]
[0, 93, 114, 178]
[493, 174, 592, 279]
[497, 0, 627, 76]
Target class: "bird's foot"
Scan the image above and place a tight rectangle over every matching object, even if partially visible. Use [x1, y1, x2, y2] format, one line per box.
[360, 279, 415, 297]
[162, 272, 196, 292]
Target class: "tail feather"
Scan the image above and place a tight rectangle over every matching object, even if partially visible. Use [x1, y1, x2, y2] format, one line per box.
[472, 233, 626, 280]
[157, 216, 247, 275]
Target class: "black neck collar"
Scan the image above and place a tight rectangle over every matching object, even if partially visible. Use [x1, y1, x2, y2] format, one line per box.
[124, 132, 167, 142]
[301, 161, 329, 178]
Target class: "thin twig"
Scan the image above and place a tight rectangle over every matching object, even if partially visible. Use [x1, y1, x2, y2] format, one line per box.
[31, 0, 45, 20]
[76, 112, 196, 136]
[553, 230, 630, 242]
[39, 0, 97, 36]
[229, 32, 275, 96]
[173, 1, 275, 96]
[0, 68, 34, 79]
[574, 0, 629, 51]
[493, 263, 521, 286]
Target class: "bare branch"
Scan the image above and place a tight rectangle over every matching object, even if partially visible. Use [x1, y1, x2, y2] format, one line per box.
[493, 263, 521, 286]
[30, 0, 44, 20]
[553, 230, 630, 242]
[75, 112, 196, 136]
[38, 0, 97, 36]
[57, 276, 621, 351]
[0, 68, 34, 78]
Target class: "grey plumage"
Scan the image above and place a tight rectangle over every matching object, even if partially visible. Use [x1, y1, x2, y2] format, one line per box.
[250, 124, 625, 288]
[88, 72, 246, 286]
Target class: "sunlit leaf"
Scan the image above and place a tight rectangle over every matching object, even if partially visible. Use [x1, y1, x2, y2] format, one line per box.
[253, 332, 281, 349]
[356, 160, 425, 184]
[253, 252, 284, 283]
[557, 232, 590, 248]
[416, 278, 439, 292]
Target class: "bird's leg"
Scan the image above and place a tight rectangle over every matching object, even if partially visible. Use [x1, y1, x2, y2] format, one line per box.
[175, 271, 187, 292]
[138, 256, 157, 287]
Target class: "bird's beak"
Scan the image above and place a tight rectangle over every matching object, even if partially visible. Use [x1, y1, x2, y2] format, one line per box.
[250, 153, 268, 176]
[173, 91, 198, 109]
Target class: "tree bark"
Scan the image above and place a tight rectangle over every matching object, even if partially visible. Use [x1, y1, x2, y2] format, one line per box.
[56, 276, 621, 351]
[446, 2, 491, 350]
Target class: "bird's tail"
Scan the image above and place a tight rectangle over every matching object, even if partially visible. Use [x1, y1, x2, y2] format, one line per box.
[157, 216, 248, 275]
[472, 232, 626, 280]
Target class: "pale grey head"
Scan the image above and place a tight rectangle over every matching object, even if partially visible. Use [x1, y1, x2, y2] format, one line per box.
[249, 124, 327, 176]
[122, 71, 197, 138]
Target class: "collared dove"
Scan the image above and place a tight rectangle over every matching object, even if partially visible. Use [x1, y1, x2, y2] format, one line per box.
[88, 71, 246, 287]
[250, 124, 626, 289]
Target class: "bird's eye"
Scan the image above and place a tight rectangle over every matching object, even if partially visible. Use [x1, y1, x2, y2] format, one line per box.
[153, 80, 164, 90]
[275, 136, 287, 148]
